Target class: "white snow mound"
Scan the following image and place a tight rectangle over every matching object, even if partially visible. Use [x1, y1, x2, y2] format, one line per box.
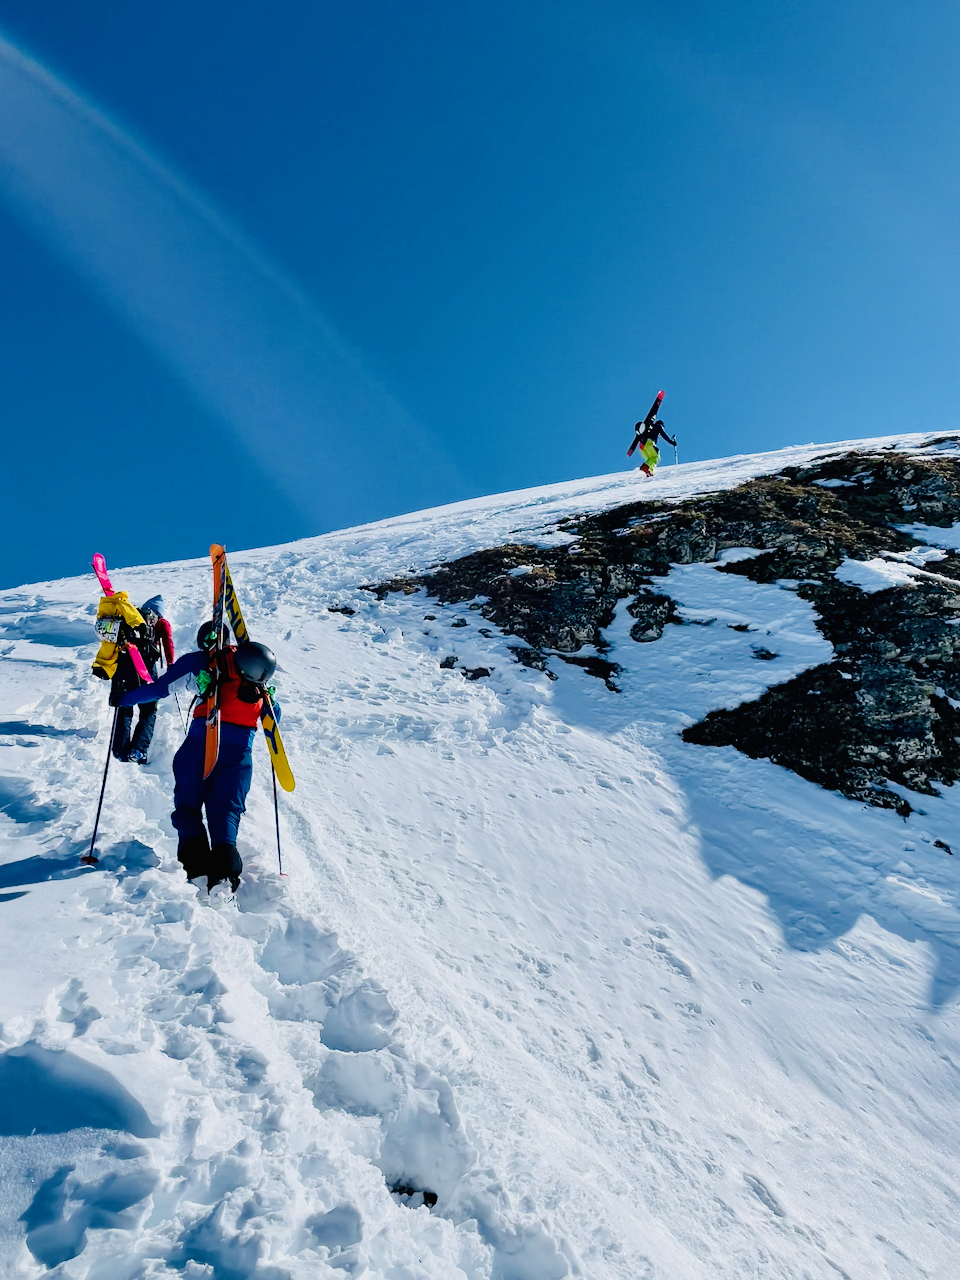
[1, 432, 959, 1278]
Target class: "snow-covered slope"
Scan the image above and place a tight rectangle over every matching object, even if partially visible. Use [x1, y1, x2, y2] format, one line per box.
[2, 433, 959, 1279]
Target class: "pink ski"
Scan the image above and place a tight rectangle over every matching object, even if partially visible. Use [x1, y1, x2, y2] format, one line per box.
[92, 552, 114, 596]
[127, 644, 153, 683]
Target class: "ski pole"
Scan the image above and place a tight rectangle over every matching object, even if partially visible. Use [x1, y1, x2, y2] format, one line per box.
[174, 690, 187, 734]
[83, 705, 119, 865]
[272, 763, 286, 877]
[674, 442, 679, 466]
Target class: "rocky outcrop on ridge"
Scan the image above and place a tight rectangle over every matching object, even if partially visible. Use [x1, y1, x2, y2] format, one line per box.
[373, 443, 960, 812]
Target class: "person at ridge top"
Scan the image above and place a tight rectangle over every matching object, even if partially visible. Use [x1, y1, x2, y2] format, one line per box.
[635, 416, 677, 477]
[110, 594, 174, 765]
[120, 621, 278, 892]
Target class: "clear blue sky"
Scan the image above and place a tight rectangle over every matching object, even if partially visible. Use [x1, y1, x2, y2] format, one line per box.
[1, 0, 958, 589]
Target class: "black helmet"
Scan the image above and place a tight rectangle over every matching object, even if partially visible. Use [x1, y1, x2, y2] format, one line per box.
[197, 620, 218, 650]
[234, 641, 276, 684]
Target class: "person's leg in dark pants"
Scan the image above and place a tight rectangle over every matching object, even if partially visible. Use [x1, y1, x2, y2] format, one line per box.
[204, 724, 255, 891]
[171, 722, 210, 879]
[128, 702, 158, 762]
[112, 706, 133, 760]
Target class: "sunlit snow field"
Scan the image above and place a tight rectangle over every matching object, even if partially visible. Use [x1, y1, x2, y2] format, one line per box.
[1, 434, 958, 1278]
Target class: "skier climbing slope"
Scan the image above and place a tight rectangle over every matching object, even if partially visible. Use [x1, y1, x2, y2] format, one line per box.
[121, 620, 279, 893]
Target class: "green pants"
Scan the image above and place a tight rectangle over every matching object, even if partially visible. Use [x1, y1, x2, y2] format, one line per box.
[641, 441, 660, 470]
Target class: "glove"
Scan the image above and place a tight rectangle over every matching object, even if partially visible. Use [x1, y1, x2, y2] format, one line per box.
[265, 686, 276, 700]
[196, 669, 215, 697]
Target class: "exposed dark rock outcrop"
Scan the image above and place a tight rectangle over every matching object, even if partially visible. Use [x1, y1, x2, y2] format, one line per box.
[372, 444, 960, 811]
[687, 564, 960, 812]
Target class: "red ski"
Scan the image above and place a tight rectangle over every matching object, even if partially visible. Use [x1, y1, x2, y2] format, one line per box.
[627, 390, 664, 457]
[203, 544, 227, 779]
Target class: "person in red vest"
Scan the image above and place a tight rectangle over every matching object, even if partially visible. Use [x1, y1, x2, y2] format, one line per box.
[121, 621, 277, 892]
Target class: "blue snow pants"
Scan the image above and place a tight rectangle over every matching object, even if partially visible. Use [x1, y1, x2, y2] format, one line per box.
[171, 719, 256, 847]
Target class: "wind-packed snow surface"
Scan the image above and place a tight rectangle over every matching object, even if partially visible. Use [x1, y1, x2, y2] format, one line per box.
[1, 433, 959, 1279]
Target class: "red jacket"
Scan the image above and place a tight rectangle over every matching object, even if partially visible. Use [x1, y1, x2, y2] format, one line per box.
[156, 617, 175, 666]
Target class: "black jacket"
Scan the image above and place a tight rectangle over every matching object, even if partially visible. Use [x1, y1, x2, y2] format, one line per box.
[637, 418, 676, 448]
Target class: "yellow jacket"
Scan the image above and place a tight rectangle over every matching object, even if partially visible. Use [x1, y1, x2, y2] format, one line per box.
[92, 592, 145, 680]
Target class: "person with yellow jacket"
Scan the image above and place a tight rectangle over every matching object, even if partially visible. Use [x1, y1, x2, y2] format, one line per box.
[92, 592, 174, 763]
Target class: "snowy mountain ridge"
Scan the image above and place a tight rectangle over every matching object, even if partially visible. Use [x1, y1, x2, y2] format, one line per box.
[1, 432, 960, 1279]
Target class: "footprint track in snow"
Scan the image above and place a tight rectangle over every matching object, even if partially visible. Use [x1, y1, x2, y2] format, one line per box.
[10, 686, 568, 1280]
[57, 857, 488, 1275]
[1, 651, 500, 1275]
[0, 565, 653, 1277]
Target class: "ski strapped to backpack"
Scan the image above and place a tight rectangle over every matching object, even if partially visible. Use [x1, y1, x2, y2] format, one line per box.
[90, 553, 154, 684]
[627, 390, 664, 458]
[223, 559, 295, 792]
[203, 544, 227, 779]
[92, 552, 113, 596]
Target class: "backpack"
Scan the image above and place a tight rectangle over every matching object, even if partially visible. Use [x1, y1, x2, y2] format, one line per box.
[91, 592, 146, 680]
[136, 618, 162, 670]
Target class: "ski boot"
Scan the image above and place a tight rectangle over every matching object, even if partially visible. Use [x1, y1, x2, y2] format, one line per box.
[207, 842, 243, 895]
[177, 834, 210, 882]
